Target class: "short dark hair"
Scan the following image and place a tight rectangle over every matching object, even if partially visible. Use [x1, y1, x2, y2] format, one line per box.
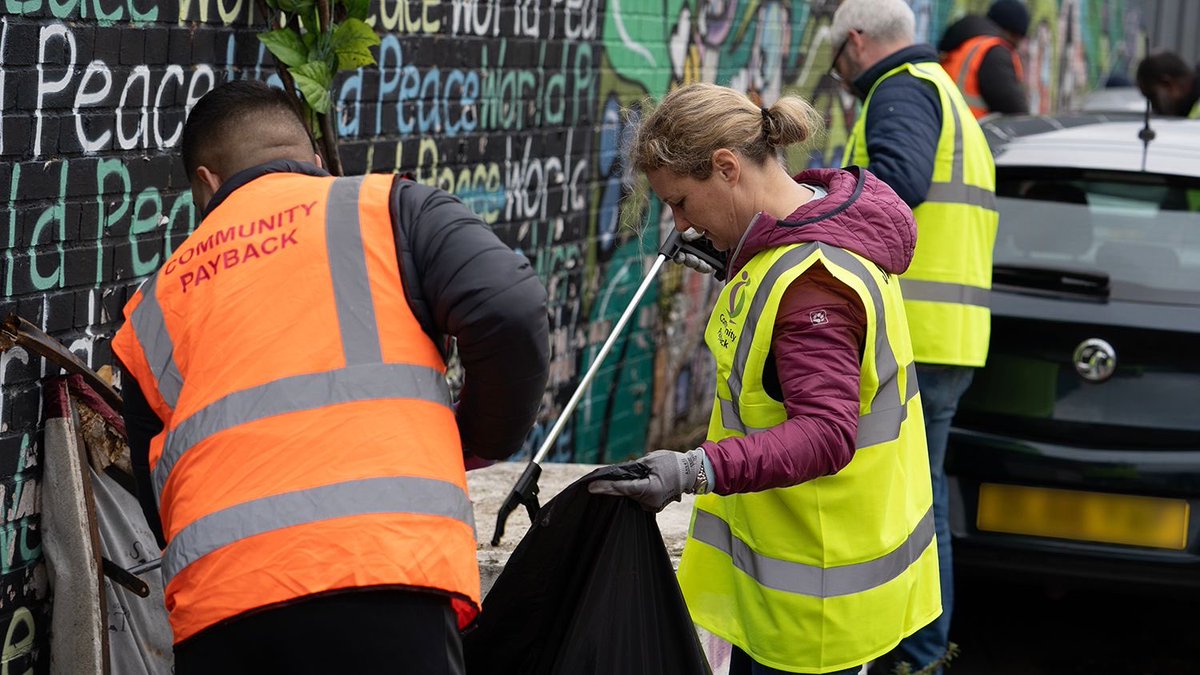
[1136, 50, 1193, 86]
[181, 80, 310, 178]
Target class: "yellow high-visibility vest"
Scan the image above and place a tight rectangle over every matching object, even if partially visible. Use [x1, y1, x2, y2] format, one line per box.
[677, 242, 940, 673]
[844, 62, 998, 366]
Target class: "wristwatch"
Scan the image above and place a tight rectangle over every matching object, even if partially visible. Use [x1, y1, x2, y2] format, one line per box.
[692, 448, 710, 495]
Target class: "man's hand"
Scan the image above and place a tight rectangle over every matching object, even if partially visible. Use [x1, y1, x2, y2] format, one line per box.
[672, 228, 718, 275]
[588, 448, 705, 512]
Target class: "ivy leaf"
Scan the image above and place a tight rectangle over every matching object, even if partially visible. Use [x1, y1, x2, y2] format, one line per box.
[331, 18, 379, 70]
[291, 61, 333, 115]
[276, 0, 314, 14]
[258, 29, 309, 69]
[343, 0, 369, 21]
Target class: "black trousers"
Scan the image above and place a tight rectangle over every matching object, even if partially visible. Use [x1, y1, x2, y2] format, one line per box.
[173, 589, 465, 675]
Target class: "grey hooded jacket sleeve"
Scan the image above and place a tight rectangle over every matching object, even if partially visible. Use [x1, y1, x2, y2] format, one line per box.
[390, 179, 550, 460]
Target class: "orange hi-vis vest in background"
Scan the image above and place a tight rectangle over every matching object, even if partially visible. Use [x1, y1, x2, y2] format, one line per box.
[112, 173, 479, 643]
[942, 35, 1024, 119]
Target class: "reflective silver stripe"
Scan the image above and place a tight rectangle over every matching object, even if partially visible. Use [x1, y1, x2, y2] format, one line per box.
[856, 362, 920, 447]
[326, 176, 382, 365]
[153, 363, 451, 499]
[962, 92, 987, 109]
[130, 275, 184, 409]
[911, 64, 997, 212]
[720, 244, 912, 449]
[719, 398, 769, 435]
[162, 476, 474, 584]
[855, 403, 907, 447]
[691, 506, 936, 598]
[954, 41, 995, 111]
[925, 182, 996, 210]
[900, 279, 990, 308]
[954, 42, 986, 88]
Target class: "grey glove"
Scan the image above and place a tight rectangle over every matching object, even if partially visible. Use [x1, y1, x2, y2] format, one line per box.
[672, 228, 717, 275]
[588, 448, 706, 512]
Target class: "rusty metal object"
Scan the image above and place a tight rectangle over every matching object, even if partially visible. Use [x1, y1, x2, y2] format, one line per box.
[1, 313, 122, 410]
[102, 557, 150, 598]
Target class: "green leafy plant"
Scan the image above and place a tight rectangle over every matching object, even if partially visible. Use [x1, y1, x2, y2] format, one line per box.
[255, 0, 379, 175]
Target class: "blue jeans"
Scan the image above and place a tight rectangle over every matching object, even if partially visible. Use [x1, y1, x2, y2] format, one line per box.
[730, 646, 862, 675]
[893, 364, 975, 673]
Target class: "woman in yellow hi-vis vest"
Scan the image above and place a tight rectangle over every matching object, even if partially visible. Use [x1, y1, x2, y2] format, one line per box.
[590, 83, 940, 674]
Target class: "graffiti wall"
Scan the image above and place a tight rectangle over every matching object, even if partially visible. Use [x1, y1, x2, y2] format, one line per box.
[0, 0, 1145, 664]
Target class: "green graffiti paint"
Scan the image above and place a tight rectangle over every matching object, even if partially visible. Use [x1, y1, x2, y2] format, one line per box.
[29, 163, 67, 292]
[95, 158, 130, 286]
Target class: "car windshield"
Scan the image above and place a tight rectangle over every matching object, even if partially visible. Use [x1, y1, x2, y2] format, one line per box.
[995, 169, 1200, 305]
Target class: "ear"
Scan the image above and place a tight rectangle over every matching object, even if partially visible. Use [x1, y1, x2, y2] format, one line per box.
[195, 165, 223, 195]
[314, 152, 324, 169]
[848, 28, 865, 52]
[711, 148, 740, 184]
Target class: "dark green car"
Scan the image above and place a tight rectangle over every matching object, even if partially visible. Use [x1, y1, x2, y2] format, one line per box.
[947, 113, 1200, 589]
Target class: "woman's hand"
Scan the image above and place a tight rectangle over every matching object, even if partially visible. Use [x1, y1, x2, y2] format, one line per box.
[672, 228, 719, 275]
[588, 448, 706, 512]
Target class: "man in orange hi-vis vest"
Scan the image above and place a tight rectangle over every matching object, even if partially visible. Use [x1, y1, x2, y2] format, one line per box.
[938, 0, 1030, 118]
[112, 80, 550, 674]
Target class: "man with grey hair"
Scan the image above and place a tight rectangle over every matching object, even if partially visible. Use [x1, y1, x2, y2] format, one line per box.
[833, 0, 999, 673]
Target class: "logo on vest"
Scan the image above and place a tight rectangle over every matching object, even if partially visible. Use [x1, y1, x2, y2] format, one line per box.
[810, 310, 828, 325]
[713, 271, 751, 350]
[728, 271, 751, 318]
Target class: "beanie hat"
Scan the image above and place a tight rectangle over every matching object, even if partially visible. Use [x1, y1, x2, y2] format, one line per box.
[988, 0, 1030, 38]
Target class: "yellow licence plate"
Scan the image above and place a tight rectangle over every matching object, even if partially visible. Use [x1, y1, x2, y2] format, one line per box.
[977, 483, 1190, 550]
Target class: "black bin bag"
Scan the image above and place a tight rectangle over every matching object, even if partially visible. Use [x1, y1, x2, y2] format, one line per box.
[464, 465, 711, 675]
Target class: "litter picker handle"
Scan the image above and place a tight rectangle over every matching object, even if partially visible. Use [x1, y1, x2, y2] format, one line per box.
[530, 252, 668, 468]
[658, 229, 728, 281]
[490, 248, 671, 546]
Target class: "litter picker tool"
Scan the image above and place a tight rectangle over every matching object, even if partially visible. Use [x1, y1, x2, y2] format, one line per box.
[490, 229, 725, 546]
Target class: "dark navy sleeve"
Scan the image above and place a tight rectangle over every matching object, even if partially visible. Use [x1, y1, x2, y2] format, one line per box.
[978, 46, 1029, 114]
[862, 73, 943, 208]
[392, 180, 550, 461]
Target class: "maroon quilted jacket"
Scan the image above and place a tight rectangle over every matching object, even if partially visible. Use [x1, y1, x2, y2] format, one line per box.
[702, 166, 916, 494]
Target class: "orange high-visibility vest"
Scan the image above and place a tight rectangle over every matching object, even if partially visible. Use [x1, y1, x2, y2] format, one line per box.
[112, 172, 479, 643]
[942, 35, 1024, 119]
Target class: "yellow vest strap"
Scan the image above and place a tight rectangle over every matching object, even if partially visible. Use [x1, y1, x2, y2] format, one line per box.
[163, 475, 475, 583]
[129, 275, 184, 409]
[900, 279, 990, 308]
[910, 64, 997, 212]
[153, 362, 453, 500]
[691, 506, 936, 597]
